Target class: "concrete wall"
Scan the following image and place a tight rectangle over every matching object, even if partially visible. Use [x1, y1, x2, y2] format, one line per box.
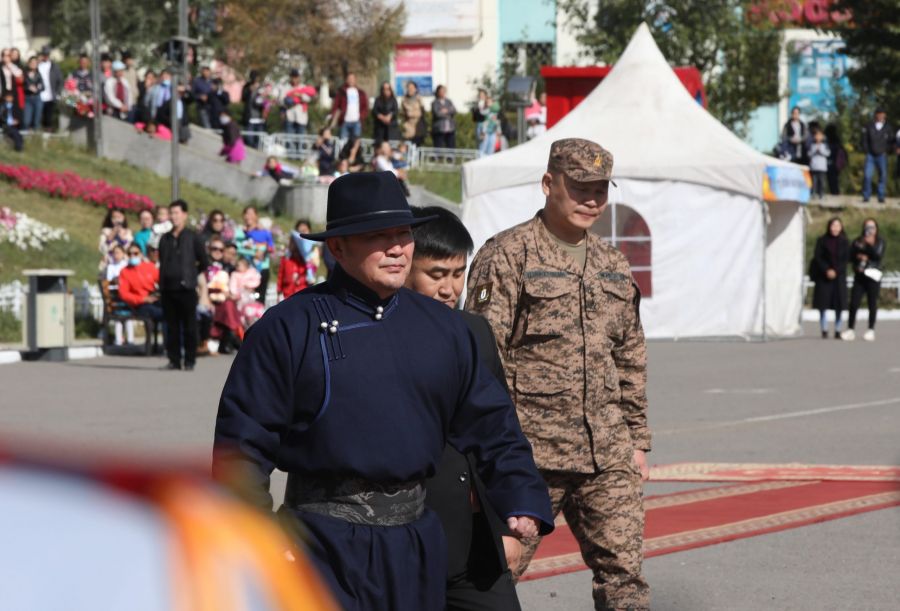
[66, 115, 278, 206]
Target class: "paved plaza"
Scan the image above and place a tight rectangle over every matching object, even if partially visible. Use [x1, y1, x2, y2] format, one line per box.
[1, 323, 898, 610]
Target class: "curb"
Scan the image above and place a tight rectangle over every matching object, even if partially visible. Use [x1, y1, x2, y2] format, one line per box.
[0, 345, 104, 365]
[802, 309, 900, 321]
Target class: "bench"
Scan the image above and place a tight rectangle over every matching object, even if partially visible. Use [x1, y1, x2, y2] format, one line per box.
[98, 279, 161, 356]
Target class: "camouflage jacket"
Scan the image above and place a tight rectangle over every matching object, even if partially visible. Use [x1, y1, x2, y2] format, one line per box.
[465, 213, 650, 473]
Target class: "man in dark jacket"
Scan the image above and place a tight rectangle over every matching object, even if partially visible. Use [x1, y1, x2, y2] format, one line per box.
[158, 199, 208, 371]
[191, 65, 214, 129]
[861, 108, 893, 203]
[1, 90, 24, 152]
[407, 206, 523, 610]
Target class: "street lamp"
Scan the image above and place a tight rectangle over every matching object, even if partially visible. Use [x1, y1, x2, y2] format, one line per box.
[506, 76, 536, 146]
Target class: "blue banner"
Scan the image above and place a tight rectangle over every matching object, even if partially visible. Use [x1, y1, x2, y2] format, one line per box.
[395, 75, 433, 97]
[763, 165, 811, 204]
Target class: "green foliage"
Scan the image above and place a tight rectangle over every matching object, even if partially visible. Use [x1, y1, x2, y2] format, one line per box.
[407, 170, 462, 204]
[832, 0, 900, 122]
[557, 0, 782, 131]
[220, 0, 406, 84]
[0, 309, 22, 345]
[50, 0, 219, 64]
[805, 204, 900, 273]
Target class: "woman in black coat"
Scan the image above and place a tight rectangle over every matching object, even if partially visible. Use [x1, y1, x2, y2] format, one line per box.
[372, 81, 399, 144]
[811, 217, 849, 339]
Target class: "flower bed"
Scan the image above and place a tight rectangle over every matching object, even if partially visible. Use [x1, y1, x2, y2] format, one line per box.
[0, 164, 155, 212]
[0, 207, 69, 251]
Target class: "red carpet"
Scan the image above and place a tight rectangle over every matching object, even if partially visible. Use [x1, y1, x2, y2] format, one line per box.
[521, 465, 900, 581]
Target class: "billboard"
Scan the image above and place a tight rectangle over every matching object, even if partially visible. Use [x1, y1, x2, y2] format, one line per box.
[394, 43, 433, 96]
[788, 40, 853, 118]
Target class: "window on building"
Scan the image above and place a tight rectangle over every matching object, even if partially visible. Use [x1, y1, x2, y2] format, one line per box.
[592, 204, 653, 297]
[31, 0, 55, 38]
[501, 42, 553, 90]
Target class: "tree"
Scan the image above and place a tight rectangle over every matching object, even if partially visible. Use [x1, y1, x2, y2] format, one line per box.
[219, 0, 406, 85]
[557, 1, 782, 132]
[51, 0, 219, 63]
[831, 0, 900, 122]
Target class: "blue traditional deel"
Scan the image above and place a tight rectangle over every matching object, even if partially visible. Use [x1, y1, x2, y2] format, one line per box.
[214, 265, 554, 610]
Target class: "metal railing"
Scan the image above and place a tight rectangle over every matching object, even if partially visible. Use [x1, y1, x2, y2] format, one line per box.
[803, 271, 900, 300]
[255, 133, 478, 173]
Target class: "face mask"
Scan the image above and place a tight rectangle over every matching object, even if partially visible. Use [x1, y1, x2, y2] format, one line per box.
[129, 257, 142, 266]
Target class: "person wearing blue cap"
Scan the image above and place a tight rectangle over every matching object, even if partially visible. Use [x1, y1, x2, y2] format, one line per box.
[103, 60, 130, 120]
[213, 171, 553, 611]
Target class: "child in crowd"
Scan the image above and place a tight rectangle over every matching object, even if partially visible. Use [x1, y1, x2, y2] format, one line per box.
[105, 244, 135, 346]
[258, 155, 298, 183]
[99, 208, 133, 272]
[391, 142, 410, 171]
[315, 126, 336, 179]
[808, 129, 830, 200]
[277, 231, 311, 301]
[229, 257, 265, 329]
[148, 206, 172, 250]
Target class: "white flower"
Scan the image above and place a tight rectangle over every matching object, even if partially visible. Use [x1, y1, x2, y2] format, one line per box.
[0, 210, 69, 251]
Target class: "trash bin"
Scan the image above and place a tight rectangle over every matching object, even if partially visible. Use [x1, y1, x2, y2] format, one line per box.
[22, 269, 75, 361]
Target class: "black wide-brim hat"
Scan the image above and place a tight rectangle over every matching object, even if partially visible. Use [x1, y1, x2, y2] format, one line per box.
[300, 172, 437, 241]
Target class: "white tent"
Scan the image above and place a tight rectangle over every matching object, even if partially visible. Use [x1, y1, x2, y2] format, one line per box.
[461, 23, 810, 339]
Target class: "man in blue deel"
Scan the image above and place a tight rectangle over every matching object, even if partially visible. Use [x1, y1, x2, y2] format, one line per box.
[213, 171, 553, 610]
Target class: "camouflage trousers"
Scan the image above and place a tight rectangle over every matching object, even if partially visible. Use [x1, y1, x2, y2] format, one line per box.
[513, 462, 649, 610]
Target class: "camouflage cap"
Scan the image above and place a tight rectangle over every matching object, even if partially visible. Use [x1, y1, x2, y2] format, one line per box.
[547, 138, 616, 185]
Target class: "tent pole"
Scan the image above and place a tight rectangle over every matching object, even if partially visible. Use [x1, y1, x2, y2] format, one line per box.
[761, 200, 768, 342]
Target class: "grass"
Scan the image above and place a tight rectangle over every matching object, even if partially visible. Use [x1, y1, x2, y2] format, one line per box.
[805, 204, 900, 272]
[408, 169, 462, 204]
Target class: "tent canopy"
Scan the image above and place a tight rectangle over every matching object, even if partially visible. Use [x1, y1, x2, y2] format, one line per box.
[463, 23, 800, 202]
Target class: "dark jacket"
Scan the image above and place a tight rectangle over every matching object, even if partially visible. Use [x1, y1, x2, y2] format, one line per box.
[861, 122, 894, 156]
[850, 236, 886, 274]
[41, 61, 64, 100]
[158, 227, 209, 291]
[811, 234, 849, 310]
[372, 95, 399, 142]
[1, 102, 23, 129]
[781, 119, 808, 163]
[426, 311, 514, 582]
[241, 83, 265, 126]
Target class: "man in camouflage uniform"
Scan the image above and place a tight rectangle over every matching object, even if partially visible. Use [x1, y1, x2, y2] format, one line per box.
[465, 138, 651, 610]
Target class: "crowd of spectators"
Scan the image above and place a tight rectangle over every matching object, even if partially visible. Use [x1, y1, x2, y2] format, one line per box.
[96, 201, 323, 361]
[779, 105, 900, 203]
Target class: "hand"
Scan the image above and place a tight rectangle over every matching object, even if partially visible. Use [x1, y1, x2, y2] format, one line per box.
[502, 536, 523, 573]
[825, 269, 836, 280]
[506, 515, 539, 539]
[633, 449, 650, 481]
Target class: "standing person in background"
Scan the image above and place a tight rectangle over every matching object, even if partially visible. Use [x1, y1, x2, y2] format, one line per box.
[99, 53, 112, 80]
[209, 78, 229, 129]
[1, 49, 25, 110]
[133, 208, 155, 255]
[22, 56, 44, 130]
[134, 70, 156, 124]
[37, 46, 63, 131]
[824, 124, 847, 195]
[237, 205, 274, 304]
[525, 93, 547, 140]
[121, 51, 139, 111]
[842, 219, 886, 342]
[400, 80, 426, 146]
[277, 231, 310, 301]
[781, 106, 807, 164]
[808, 129, 830, 200]
[1, 90, 24, 151]
[70, 54, 92, 95]
[192, 65, 214, 129]
[241, 70, 266, 149]
[811, 218, 849, 339]
[472, 88, 489, 144]
[372, 81, 399, 144]
[331, 72, 368, 140]
[431, 85, 457, 149]
[158, 199, 209, 371]
[315, 126, 337, 177]
[103, 61, 130, 120]
[477, 102, 501, 158]
[860, 108, 893, 204]
[282, 69, 315, 136]
[466, 139, 652, 611]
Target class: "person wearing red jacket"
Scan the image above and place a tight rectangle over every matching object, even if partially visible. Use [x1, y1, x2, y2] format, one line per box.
[277, 233, 310, 300]
[330, 72, 368, 140]
[118, 246, 165, 325]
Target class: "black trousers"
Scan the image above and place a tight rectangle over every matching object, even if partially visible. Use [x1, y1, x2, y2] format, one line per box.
[848, 273, 880, 330]
[446, 513, 521, 611]
[3, 126, 23, 151]
[162, 290, 198, 366]
[433, 131, 456, 149]
[257, 268, 270, 304]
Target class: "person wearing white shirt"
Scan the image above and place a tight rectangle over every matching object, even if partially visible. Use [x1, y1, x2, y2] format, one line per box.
[103, 61, 131, 120]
